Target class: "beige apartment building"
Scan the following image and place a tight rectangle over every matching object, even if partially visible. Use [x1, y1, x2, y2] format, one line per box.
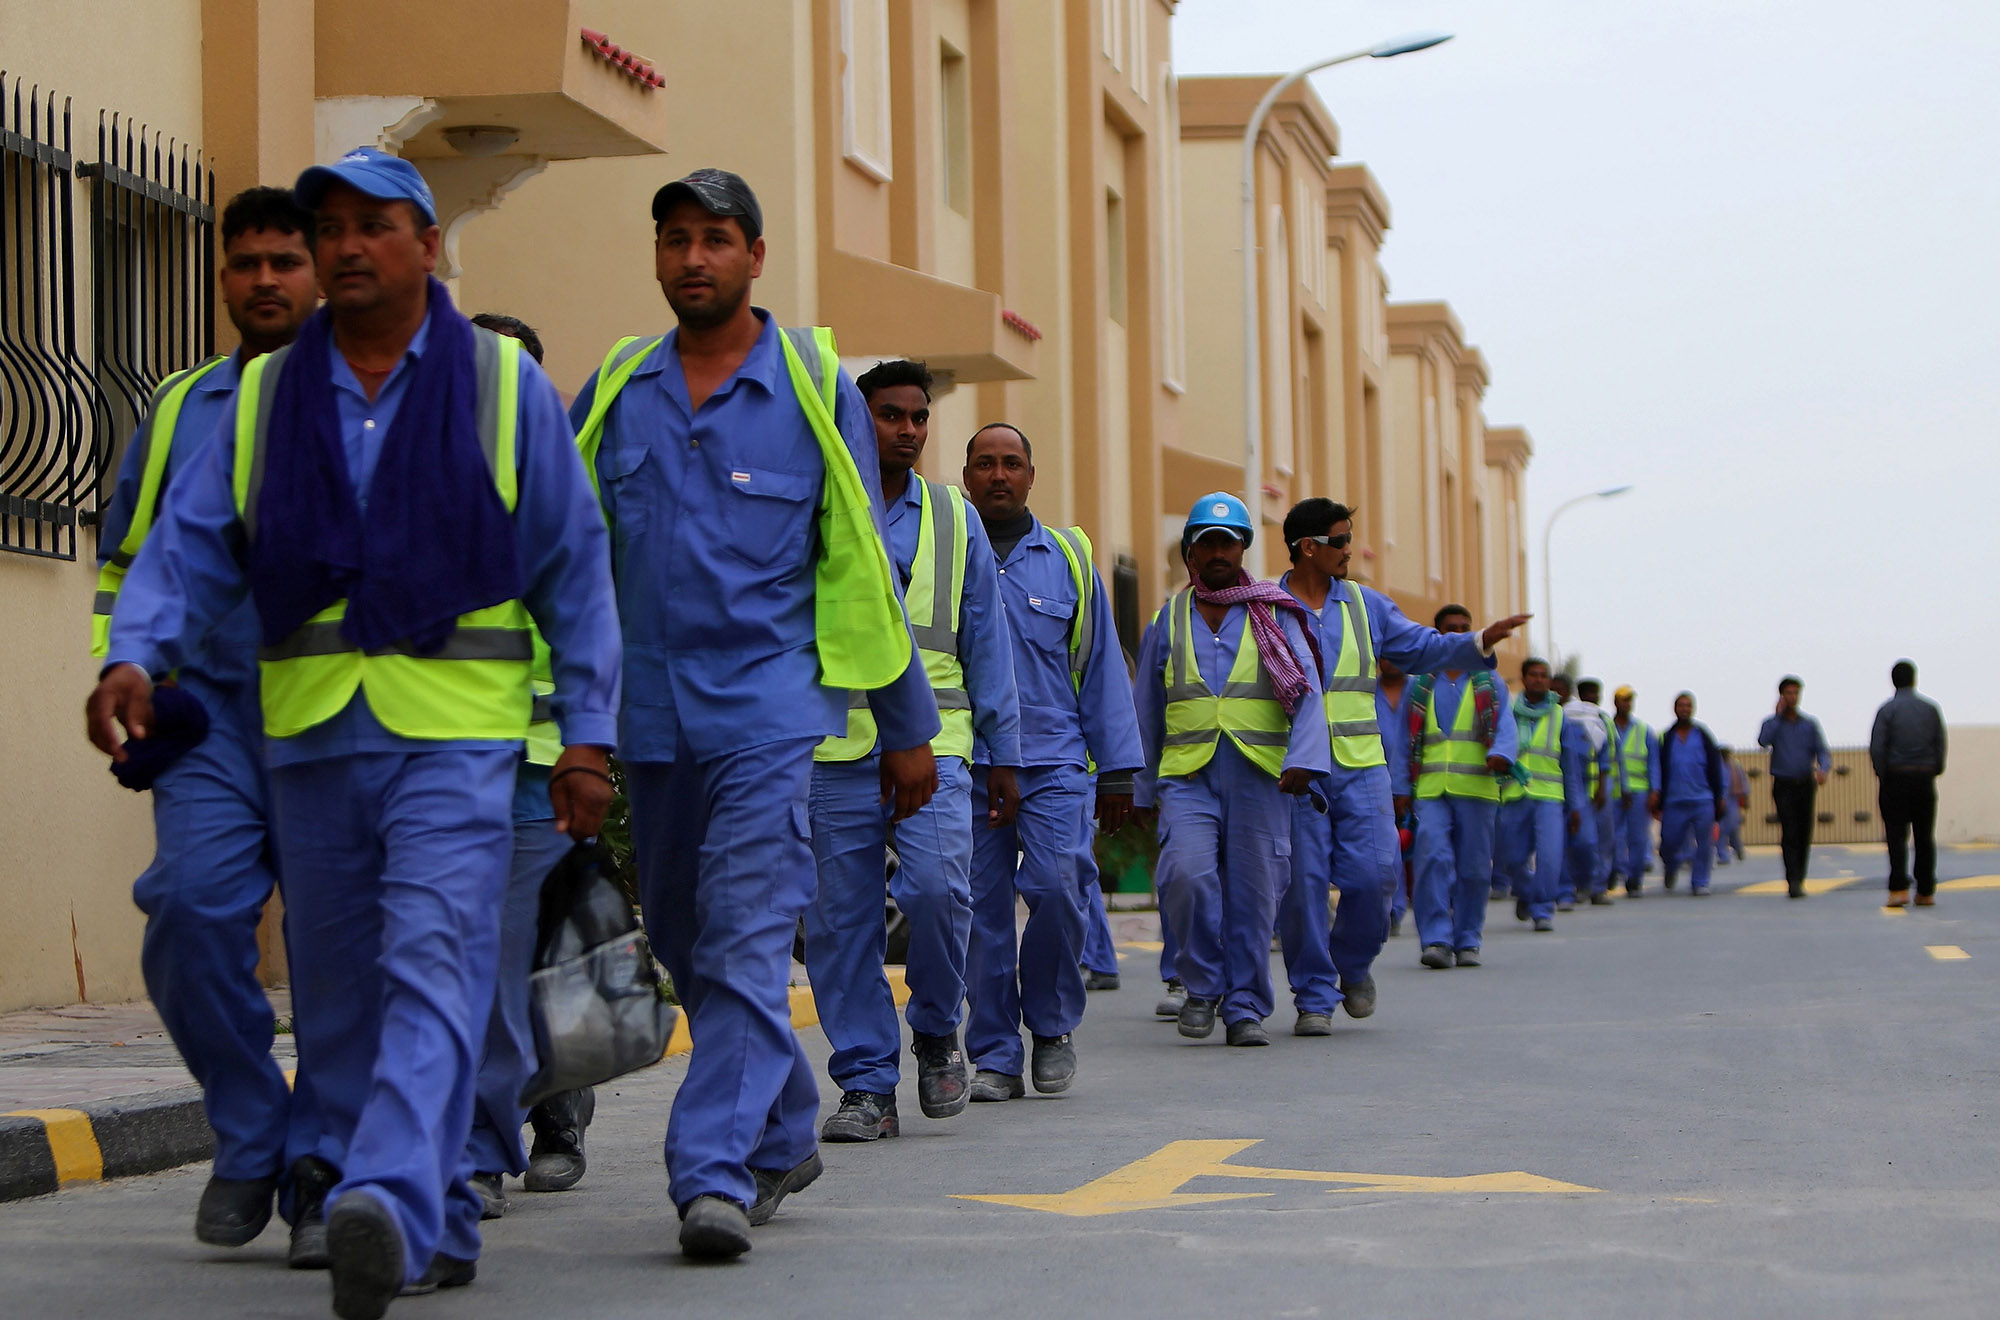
[0, 0, 1532, 1012]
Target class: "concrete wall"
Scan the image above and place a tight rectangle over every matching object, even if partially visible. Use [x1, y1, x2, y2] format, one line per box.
[1938, 726, 2000, 845]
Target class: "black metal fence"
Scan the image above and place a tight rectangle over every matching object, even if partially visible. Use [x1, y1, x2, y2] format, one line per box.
[0, 75, 212, 562]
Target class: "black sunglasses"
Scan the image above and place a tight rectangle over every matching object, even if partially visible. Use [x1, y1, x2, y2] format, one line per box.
[1294, 533, 1351, 551]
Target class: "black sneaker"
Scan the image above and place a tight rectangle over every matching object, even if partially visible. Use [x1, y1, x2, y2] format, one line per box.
[287, 1156, 337, 1270]
[1154, 979, 1187, 1018]
[1338, 974, 1376, 1019]
[969, 1070, 1025, 1102]
[524, 1086, 594, 1192]
[471, 1171, 506, 1221]
[195, 1173, 276, 1248]
[678, 1195, 752, 1259]
[400, 1253, 476, 1296]
[1030, 1034, 1077, 1093]
[1515, 897, 1529, 922]
[748, 1150, 823, 1226]
[326, 1192, 405, 1320]
[821, 1090, 898, 1142]
[911, 1031, 969, 1119]
[1084, 969, 1122, 991]
[1177, 996, 1219, 1038]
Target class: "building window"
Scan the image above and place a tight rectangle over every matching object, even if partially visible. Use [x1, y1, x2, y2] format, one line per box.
[939, 40, 970, 216]
[1265, 204, 1292, 477]
[1105, 187, 1127, 325]
[840, 0, 893, 182]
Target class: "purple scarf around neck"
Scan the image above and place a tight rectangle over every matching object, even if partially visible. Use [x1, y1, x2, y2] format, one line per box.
[1191, 570, 1321, 716]
[247, 277, 523, 655]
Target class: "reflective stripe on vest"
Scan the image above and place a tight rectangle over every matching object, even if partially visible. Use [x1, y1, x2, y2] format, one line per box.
[525, 628, 559, 768]
[1415, 681, 1499, 801]
[1321, 586, 1386, 770]
[818, 476, 974, 762]
[1160, 587, 1288, 779]
[230, 328, 533, 741]
[1504, 704, 1565, 803]
[570, 325, 908, 692]
[1619, 720, 1651, 793]
[1047, 525, 1094, 689]
[91, 356, 230, 658]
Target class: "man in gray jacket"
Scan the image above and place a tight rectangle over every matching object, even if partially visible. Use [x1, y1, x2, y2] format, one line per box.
[1871, 660, 1946, 907]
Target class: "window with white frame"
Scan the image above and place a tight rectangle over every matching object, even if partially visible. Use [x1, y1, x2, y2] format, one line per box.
[841, 0, 892, 182]
[1156, 64, 1186, 391]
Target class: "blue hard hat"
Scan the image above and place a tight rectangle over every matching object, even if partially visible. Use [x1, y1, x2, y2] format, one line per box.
[296, 147, 437, 226]
[1183, 491, 1254, 550]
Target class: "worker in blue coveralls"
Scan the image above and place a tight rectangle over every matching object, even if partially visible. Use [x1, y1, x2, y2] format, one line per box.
[1378, 656, 1417, 938]
[960, 422, 1143, 1099]
[805, 360, 1020, 1143]
[88, 149, 622, 1319]
[1271, 499, 1526, 1032]
[1570, 677, 1620, 902]
[1134, 493, 1329, 1048]
[1407, 605, 1520, 969]
[1654, 691, 1726, 896]
[1611, 684, 1661, 896]
[1558, 676, 1618, 907]
[87, 186, 317, 1258]
[459, 313, 597, 1221]
[566, 169, 940, 1261]
[1494, 657, 1594, 931]
[1716, 746, 1748, 865]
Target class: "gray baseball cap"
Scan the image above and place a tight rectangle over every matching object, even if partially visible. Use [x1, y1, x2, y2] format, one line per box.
[650, 168, 762, 240]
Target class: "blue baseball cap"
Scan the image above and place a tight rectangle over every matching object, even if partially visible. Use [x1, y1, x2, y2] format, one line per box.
[296, 147, 437, 226]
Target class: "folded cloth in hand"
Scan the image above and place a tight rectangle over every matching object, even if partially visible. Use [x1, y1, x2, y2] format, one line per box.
[111, 683, 211, 792]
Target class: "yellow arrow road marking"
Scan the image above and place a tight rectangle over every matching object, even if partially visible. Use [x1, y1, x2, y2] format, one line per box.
[1926, 945, 1970, 961]
[1940, 875, 2000, 890]
[1736, 878, 1857, 895]
[954, 1139, 1600, 1216]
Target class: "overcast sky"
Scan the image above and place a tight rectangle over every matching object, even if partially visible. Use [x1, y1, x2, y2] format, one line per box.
[1171, 0, 1995, 745]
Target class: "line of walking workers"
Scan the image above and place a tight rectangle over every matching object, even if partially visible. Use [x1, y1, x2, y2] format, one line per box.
[75, 155, 1745, 1319]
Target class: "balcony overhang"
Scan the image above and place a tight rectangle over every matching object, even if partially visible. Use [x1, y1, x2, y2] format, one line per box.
[819, 250, 1037, 384]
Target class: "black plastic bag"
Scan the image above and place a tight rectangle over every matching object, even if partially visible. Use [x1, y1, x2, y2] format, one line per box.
[519, 842, 676, 1108]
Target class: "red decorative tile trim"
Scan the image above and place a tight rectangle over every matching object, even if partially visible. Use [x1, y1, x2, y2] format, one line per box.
[581, 28, 666, 90]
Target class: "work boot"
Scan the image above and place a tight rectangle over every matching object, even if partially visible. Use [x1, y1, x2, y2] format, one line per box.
[1515, 897, 1529, 922]
[1625, 882, 1642, 898]
[1557, 898, 1575, 912]
[912, 1030, 970, 1118]
[1490, 886, 1509, 902]
[1664, 869, 1678, 891]
[1589, 891, 1615, 906]
[1915, 893, 1936, 907]
[524, 1086, 594, 1192]
[678, 1195, 752, 1260]
[195, 1172, 277, 1248]
[968, 1070, 1025, 1103]
[1455, 948, 1481, 968]
[1338, 974, 1376, 1019]
[1886, 888, 1910, 908]
[1084, 969, 1121, 991]
[1420, 944, 1453, 970]
[1225, 1019, 1271, 1047]
[1691, 886, 1710, 897]
[1030, 1034, 1077, 1093]
[1533, 917, 1554, 932]
[1388, 911, 1403, 937]
[400, 1253, 476, 1296]
[1154, 979, 1187, 1018]
[1787, 882, 1807, 899]
[326, 1191, 405, 1320]
[1177, 996, 1219, 1038]
[1293, 1011, 1334, 1037]
[748, 1150, 823, 1226]
[820, 1090, 898, 1142]
[471, 1172, 506, 1221]
[287, 1156, 337, 1270]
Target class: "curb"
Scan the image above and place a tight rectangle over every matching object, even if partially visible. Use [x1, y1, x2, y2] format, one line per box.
[2, 1083, 215, 1203]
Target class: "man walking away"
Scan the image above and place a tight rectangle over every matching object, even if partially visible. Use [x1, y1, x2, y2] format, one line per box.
[1655, 692, 1725, 896]
[1564, 678, 1616, 905]
[1759, 676, 1831, 899]
[1377, 658, 1416, 936]
[1715, 747, 1747, 866]
[1611, 686, 1659, 896]
[1495, 658, 1587, 930]
[1871, 661, 1946, 907]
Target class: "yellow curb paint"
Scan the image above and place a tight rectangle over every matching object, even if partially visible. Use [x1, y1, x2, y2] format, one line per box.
[5, 1109, 103, 1185]
[1118, 940, 1165, 953]
[1940, 875, 2000, 891]
[662, 1010, 693, 1058]
[1925, 945, 1970, 961]
[1736, 878, 1858, 896]
[885, 966, 912, 1009]
[1880, 906, 1907, 917]
[954, 1139, 1600, 1217]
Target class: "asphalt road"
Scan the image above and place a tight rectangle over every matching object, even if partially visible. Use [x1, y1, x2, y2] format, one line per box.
[9, 843, 2000, 1319]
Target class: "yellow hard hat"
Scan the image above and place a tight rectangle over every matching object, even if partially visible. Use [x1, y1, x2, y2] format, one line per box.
[1613, 685, 1635, 701]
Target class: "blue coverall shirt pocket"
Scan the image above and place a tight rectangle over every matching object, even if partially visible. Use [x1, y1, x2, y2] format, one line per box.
[603, 438, 656, 540]
[720, 465, 817, 568]
[1018, 591, 1076, 652]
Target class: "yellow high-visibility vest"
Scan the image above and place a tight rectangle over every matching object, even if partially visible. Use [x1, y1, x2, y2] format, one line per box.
[231, 330, 533, 740]
[818, 476, 973, 762]
[91, 356, 230, 657]
[1321, 585, 1386, 770]
[1619, 720, 1652, 794]
[1159, 587, 1288, 779]
[1502, 703, 1565, 804]
[1415, 680, 1499, 802]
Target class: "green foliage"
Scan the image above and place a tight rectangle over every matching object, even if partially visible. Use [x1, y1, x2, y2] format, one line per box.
[1093, 820, 1159, 895]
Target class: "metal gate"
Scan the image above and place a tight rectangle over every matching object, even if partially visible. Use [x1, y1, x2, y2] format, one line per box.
[1735, 746, 1879, 846]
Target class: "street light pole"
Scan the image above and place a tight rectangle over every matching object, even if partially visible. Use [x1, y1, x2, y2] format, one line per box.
[1239, 33, 1453, 566]
[1540, 484, 1632, 670]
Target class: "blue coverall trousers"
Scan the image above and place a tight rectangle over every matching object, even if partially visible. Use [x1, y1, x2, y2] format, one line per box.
[1413, 794, 1498, 952]
[1659, 799, 1716, 892]
[1497, 797, 1567, 922]
[806, 755, 973, 1094]
[133, 684, 290, 1183]
[1078, 818, 1121, 977]
[628, 738, 821, 1213]
[966, 763, 1090, 1077]
[465, 767, 573, 1178]
[1155, 740, 1290, 1025]
[1617, 796, 1654, 885]
[1718, 800, 1744, 863]
[1564, 799, 1605, 899]
[273, 747, 514, 1281]
[1596, 797, 1619, 885]
[1279, 762, 1398, 1000]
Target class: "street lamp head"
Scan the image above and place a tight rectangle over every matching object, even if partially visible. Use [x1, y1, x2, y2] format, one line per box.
[1596, 484, 1634, 499]
[1369, 33, 1454, 59]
